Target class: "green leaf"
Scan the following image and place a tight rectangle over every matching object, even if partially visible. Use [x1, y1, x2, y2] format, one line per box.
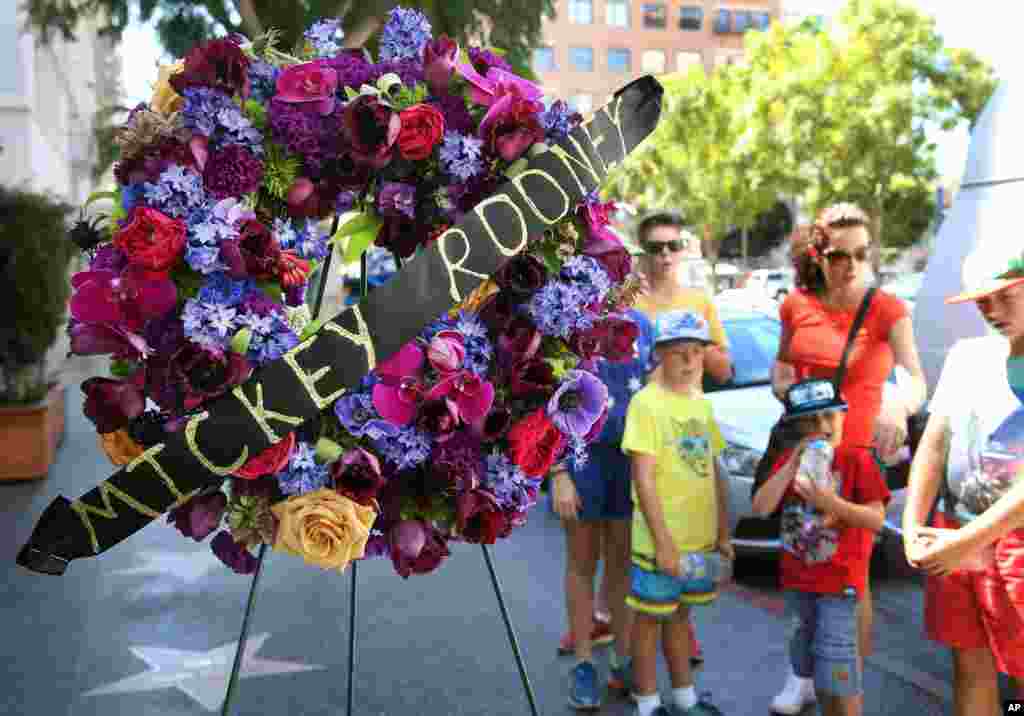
[230, 327, 253, 355]
[109, 359, 137, 378]
[84, 190, 120, 209]
[338, 212, 383, 262]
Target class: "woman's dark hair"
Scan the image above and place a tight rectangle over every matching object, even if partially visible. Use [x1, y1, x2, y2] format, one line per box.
[637, 211, 685, 243]
[790, 203, 871, 295]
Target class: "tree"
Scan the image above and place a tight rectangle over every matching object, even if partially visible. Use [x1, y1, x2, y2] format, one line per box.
[25, 0, 553, 80]
[734, 0, 996, 260]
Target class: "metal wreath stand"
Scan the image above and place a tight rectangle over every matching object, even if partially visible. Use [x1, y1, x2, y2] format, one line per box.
[219, 217, 541, 716]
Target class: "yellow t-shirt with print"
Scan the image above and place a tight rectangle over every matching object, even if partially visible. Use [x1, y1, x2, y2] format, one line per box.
[633, 289, 728, 348]
[621, 381, 725, 558]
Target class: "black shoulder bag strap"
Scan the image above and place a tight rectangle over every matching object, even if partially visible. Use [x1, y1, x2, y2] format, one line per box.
[832, 286, 877, 392]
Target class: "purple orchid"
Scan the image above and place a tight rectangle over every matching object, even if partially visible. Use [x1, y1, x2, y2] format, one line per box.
[547, 369, 609, 438]
[425, 370, 495, 424]
[455, 63, 544, 107]
[70, 267, 178, 333]
[371, 341, 427, 426]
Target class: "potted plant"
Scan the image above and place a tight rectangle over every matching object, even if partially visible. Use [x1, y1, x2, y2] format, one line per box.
[0, 185, 77, 480]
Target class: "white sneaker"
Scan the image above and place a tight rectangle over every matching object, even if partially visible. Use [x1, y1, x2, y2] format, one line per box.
[770, 672, 816, 715]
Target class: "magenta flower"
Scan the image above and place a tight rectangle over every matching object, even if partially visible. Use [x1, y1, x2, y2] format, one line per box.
[416, 399, 460, 441]
[371, 342, 426, 426]
[70, 267, 177, 332]
[423, 36, 459, 94]
[426, 330, 465, 374]
[455, 63, 544, 107]
[341, 95, 401, 169]
[81, 377, 146, 434]
[426, 370, 495, 423]
[275, 62, 339, 115]
[169, 490, 228, 541]
[496, 316, 541, 367]
[478, 91, 546, 161]
[68, 320, 150, 359]
[333, 448, 385, 506]
[547, 369, 609, 438]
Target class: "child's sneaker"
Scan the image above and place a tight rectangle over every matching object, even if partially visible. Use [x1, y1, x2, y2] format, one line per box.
[670, 693, 725, 715]
[568, 661, 601, 711]
[558, 617, 614, 655]
[770, 671, 816, 714]
[607, 658, 633, 697]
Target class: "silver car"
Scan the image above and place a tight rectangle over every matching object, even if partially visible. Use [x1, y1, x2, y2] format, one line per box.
[707, 307, 909, 563]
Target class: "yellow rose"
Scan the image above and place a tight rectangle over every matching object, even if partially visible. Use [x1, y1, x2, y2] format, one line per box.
[271, 488, 377, 572]
[150, 61, 185, 116]
[98, 429, 145, 466]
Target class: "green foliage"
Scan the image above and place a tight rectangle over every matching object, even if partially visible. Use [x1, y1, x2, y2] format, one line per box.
[25, 0, 554, 81]
[262, 142, 301, 201]
[605, 0, 997, 257]
[0, 186, 76, 403]
[390, 83, 429, 112]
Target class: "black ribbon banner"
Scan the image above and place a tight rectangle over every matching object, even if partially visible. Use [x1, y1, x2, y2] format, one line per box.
[17, 76, 663, 575]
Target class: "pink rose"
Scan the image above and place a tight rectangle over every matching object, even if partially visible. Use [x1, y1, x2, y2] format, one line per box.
[275, 62, 338, 115]
[426, 330, 466, 374]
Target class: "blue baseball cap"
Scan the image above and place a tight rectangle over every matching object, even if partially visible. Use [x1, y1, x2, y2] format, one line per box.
[653, 310, 712, 346]
[782, 379, 848, 421]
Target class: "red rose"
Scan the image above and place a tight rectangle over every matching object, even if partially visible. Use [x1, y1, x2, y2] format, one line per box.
[507, 408, 566, 477]
[113, 207, 187, 277]
[234, 433, 296, 479]
[397, 104, 446, 161]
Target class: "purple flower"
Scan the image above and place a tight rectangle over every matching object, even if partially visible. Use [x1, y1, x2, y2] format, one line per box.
[478, 91, 546, 161]
[379, 7, 432, 62]
[547, 370, 608, 438]
[430, 432, 482, 492]
[561, 255, 613, 305]
[198, 272, 254, 306]
[277, 441, 330, 496]
[248, 60, 279, 103]
[90, 244, 128, 273]
[341, 96, 401, 169]
[143, 165, 206, 219]
[181, 88, 262, 150]
[211, 530, 259, 574]
[483, 453, 541, 511]
[377, 182, 416, 219]
[388, 519, 450, 578]
[372, 424, 432, 471]
[526, 281, 596, 338]
[333, 448, 385, 506]
[468, 47, 512, 74]
[321, 50, 377, 89]
[70, 267, 178, 333]
[81, 377, 146, 434]
[304, 18, 344, 57]
[68, 320, 149, 359]
[540, 100, 582, 143]
[429, 94, 475, 135]
[203, 145, 265, 200]
[333, 392, 399, 440]
[423, 35, 458, 94]
[169, 490, 228, 541]
[438, 132, 484, 182]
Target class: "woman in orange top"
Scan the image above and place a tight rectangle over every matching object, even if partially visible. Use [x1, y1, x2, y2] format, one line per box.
[768, 203, 928, 715]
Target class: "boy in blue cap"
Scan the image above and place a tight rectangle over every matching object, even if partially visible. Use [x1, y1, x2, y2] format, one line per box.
[752, 378, 890, 716]
[622, 310, 731, 716]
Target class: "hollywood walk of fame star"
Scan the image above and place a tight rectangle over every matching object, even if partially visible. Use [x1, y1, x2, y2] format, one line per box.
[83, 633, 325, 711]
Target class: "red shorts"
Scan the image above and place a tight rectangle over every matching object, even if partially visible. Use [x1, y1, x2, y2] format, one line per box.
[924, 511, 1024, 677]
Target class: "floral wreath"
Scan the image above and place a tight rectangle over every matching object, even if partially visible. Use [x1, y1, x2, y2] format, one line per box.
[68, 9, 643, 578]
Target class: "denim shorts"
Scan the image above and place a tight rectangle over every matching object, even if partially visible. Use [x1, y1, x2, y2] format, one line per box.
[567, 444, 633, 521]
[786, 590, 862, 697]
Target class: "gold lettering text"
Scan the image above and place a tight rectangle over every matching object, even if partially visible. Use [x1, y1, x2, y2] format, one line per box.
[509, 168, 571, 226]
[437, 228, 489, 302]
[472, 193, 529, 257]
[323, 305, 376, 371]
[282, 337, 348, 409]
[233, 382, 304, 444]
[185, 411, 250, 475]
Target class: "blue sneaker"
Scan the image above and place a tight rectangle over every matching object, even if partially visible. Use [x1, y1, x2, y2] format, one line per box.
[669, 692, 724, 715]
[568, 661, 601, 711]
[607, 657, 633, 698]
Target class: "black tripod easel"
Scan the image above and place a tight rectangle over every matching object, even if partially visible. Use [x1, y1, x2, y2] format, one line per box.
[219, 237, 541, 716]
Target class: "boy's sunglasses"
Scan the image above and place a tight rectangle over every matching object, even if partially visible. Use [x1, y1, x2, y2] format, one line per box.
[822, 246, 871, 265]
[641, 239, 688, 254]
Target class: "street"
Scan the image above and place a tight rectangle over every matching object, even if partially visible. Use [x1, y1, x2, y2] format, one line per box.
[0, 358, 976, 716]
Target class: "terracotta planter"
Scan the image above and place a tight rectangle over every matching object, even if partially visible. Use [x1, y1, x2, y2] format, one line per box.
[0, 383, 65, 481]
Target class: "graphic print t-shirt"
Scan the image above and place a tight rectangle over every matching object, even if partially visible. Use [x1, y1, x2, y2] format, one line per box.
[772, 447, 890, 597]
[622, 382, 725, 557]
[930, 336, 1024, 520]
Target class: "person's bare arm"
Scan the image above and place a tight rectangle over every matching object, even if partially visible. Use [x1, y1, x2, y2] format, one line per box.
[751, 443, 803, 516]
[888, 316, 928, 417]
[705, 344, 733, 384]
[713, 457, 735, 560]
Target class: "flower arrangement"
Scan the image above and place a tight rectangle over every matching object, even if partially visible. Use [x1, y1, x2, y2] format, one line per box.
[70, 9, 642, 578]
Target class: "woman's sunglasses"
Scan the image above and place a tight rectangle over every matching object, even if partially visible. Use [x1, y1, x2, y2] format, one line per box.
[641, 239, 688, 254]
[822, 246, 871, 265]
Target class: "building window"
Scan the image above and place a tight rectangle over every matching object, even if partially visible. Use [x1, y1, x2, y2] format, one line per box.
[568, 0, 593, 24]
[608, 48, 632, 72]
[679, 6, 703, 31]
[569, 46, 595, 71]
[532, 46, 556, 72]
[641, 49, 667, 74]
[713, 8, 732, 33]
[677, 50, 702, 71]
[753, 11, 771, 30]
[734, 10, 752, 32]
[606, 0, 630, 27]
[569, 93, 594, 115]
[642, 3, 666, 28]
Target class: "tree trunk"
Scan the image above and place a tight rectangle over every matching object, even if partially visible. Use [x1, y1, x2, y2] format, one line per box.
[236, 0, 265, 38]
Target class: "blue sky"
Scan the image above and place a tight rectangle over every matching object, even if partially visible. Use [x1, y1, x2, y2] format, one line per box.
[117, 1, 1014, 181]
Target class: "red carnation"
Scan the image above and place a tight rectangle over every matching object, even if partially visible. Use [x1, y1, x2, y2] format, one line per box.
[397, 104, 445, 161]
[170, 37, 251, 97]
[113, 207, 187, 278]
[507, 408, 566, 477]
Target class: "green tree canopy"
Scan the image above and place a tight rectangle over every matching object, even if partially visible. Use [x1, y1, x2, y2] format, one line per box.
[25, 0, 553, 78]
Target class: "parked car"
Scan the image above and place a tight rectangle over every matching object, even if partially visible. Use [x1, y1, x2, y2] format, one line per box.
[741, 269, 795, 301]
[707, 306, 910, 568]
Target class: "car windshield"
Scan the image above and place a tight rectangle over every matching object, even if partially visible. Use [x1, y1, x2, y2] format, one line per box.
[705, 314, 781, 392]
